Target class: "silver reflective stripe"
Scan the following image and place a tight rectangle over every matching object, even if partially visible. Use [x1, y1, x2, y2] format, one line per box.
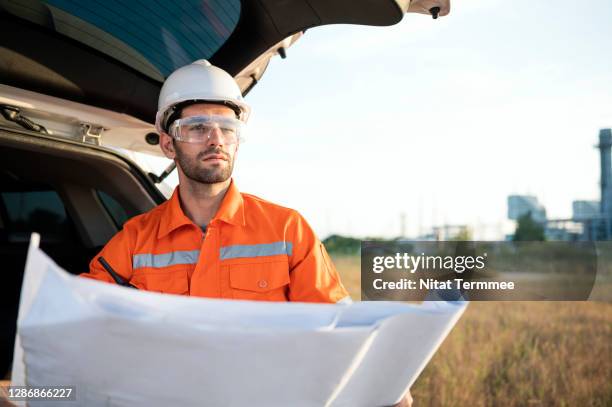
[220, 241, 293, 260]
[133, 250, 200, 269]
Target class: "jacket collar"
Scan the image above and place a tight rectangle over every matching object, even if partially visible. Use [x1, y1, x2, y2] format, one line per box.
[158, 179, 245, 238]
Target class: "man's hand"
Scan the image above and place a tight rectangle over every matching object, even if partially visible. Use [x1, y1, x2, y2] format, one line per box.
[391, 389, 413, 407]
[0, 398, 16, 407]
[0, 389, 15, 407]
[0, 380, 15, 407]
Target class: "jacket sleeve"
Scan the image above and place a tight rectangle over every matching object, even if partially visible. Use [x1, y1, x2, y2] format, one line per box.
[286, 210, 351, 303]
[79, 226, 134, 285]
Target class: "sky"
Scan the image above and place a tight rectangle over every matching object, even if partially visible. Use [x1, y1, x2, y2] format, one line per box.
[157, 0, 612, 240]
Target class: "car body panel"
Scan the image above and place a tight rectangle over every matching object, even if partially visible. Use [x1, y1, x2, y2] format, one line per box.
[0, 84, 160, 156]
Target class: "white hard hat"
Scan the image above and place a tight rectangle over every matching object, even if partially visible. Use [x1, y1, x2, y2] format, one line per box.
[155, 60, 251, 133]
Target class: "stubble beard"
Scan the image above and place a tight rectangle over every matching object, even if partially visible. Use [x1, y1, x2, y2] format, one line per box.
[174, 143, 234, 184]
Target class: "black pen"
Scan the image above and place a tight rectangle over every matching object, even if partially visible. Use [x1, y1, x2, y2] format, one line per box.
[97, 256, 138, 289]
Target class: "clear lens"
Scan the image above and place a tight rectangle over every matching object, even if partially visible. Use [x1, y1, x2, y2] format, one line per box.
[168, 115, 243, 144]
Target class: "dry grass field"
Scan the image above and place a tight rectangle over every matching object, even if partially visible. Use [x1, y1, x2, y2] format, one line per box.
[332, 255, 612, 407]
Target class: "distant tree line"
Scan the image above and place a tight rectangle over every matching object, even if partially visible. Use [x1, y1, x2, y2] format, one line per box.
[513, 211, 545, 241]
[322, 234, 361, 255]
[323, 212, 545, 255]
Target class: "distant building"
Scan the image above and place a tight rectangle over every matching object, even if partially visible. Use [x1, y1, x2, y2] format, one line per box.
[581, 129, 612, 240]
[508, 195, 547, 224]
[572, 200, 600, 221]
[506, 129, 612, 241]
[545, 219, 583, 241]
[600, 129, 612, 218]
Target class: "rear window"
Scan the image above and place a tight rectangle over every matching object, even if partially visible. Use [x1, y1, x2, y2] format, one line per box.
[4, 0, 241, 80]
[0, 188, 80, 243]
[96, 190, 130, 228]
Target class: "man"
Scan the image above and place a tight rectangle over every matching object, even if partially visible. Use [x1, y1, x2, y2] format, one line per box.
[78, 60, 412, 407]
[80, 60, 350, 303]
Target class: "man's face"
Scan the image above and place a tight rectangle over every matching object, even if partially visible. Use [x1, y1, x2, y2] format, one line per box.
[164, 103, 239, 184]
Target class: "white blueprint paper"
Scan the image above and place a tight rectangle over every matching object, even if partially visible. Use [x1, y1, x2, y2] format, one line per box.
[12, 234, 467, 407]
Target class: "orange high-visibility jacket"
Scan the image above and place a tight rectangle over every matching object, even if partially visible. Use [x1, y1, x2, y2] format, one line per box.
[81, 180, 350, 303]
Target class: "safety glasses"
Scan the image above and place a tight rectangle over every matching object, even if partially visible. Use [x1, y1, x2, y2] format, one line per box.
[168, 115, 244, 144]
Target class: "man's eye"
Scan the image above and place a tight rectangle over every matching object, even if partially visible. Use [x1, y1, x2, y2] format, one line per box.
[187, 124, 206, 132]
[220, 128, 236, 136]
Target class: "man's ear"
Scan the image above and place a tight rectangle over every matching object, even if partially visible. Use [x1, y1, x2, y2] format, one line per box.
[159, 132, 176, 159]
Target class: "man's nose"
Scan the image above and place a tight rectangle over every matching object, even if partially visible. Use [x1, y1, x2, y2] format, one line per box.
[206, 127, 224, 147]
